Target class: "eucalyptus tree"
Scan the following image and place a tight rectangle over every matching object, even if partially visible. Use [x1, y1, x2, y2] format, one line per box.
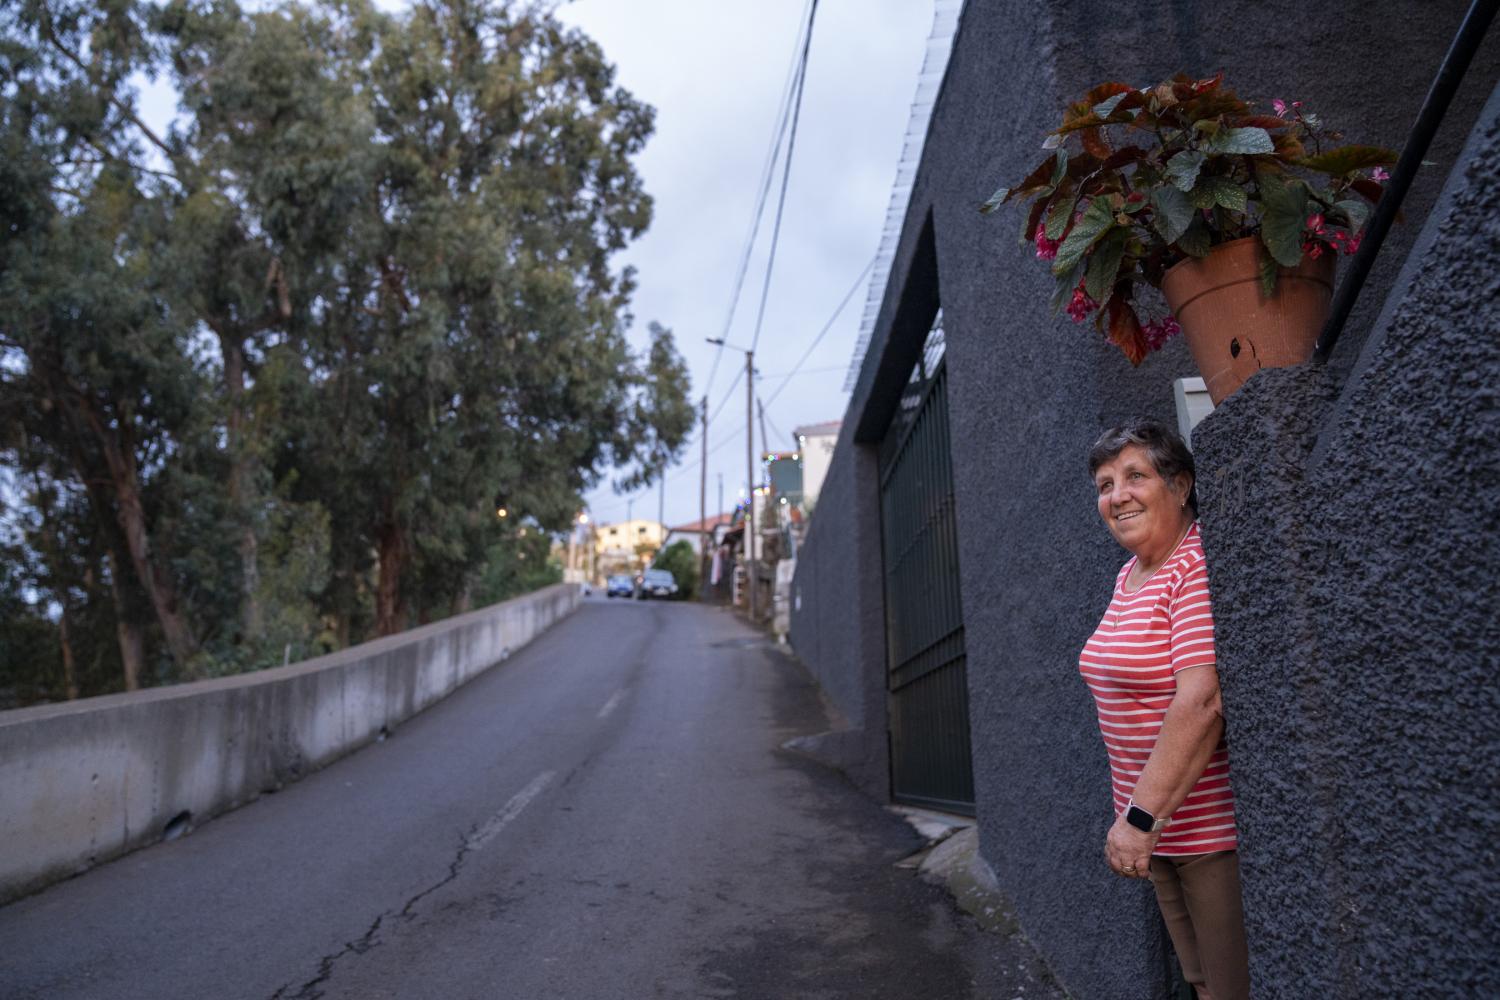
[0, 0, 692, 698]
[0, 0, 206, 679]
[279, 0, 688, 635]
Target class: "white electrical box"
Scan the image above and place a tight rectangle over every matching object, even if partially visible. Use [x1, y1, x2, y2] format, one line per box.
[1173, 377, 1214, 448]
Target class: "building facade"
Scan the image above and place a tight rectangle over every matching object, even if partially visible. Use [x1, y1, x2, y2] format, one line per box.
[590, 518, 665, 581]
[789, 4, 1500, 997]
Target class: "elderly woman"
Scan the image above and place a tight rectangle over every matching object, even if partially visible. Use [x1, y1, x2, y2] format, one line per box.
[1080, 419, 1249, 1000]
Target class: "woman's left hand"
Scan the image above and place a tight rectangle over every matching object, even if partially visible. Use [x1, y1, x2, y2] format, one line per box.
[1105, 814, 1157, 879]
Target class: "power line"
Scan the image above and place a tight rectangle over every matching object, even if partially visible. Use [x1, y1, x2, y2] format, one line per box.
[755, 364, 847, 379]
[704, 0, 816, 398]
[747, 0, 820, 357]
[706, 366, 744, 427]
[762, 255, 873, 409]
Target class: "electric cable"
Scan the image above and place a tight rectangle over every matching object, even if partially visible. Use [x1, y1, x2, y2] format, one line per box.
[704, 0, 816, 396]
[747, 0, 820, 357]
[762, 255, 873, 409]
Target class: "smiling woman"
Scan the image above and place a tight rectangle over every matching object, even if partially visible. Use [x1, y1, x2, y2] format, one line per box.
[1081, 419, 1249, 1000]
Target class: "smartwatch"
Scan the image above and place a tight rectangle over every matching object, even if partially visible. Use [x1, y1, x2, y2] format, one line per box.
[1125, 800, 1169, 834]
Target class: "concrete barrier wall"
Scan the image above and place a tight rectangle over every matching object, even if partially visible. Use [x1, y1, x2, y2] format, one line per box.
[0, 583, 579, 905]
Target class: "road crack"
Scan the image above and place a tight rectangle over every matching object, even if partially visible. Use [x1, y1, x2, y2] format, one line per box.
[267, 771, 554, 999]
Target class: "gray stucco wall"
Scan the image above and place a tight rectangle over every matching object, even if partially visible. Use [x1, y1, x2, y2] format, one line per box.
[787, 424, 888, 797]
[1192, 81, 1500, 998]
[790, 2, 1499, 997]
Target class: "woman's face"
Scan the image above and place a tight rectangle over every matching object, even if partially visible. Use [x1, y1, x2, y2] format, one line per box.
[1093, 444, 1191, 555]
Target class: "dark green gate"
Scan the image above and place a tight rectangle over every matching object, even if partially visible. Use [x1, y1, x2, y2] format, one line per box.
[878, 318, 974, 815]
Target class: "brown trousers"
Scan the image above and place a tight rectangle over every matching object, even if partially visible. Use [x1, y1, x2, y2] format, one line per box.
[1148, 850, 1251, 1000]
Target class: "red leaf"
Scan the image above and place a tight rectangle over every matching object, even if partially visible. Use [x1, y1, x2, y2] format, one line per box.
[1106, 296, 1149, 366]
[1101, 146, 1147, 170]
[1024, 198, 1048, 242]
[1082, 81, 1136, 108]
[1272, 133, 1307, 160]
[1007, 154, 1059, 202]
[1080, 127, 1112, 159]
[1350, 178, 1386, 204]
[1229, 115, 1292, 129]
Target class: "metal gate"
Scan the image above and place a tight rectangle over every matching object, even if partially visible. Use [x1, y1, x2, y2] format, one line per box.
[878, 316, 974, 814]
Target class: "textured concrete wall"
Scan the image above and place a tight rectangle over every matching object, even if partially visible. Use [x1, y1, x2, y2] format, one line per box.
[788, 423, 888, 797]
[0, 584, 579, 905]
[790, 2, 1499, 997]
[1191, 81, 1500, 998]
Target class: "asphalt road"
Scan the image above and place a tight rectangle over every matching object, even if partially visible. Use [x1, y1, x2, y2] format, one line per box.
[0, 596, 1062, 999]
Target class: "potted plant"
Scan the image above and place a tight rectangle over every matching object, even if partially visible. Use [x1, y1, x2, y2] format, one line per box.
[983, 73, 1397, 403]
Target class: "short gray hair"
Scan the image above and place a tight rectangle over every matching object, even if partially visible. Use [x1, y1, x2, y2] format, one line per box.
[1087, 419, 1198, 515]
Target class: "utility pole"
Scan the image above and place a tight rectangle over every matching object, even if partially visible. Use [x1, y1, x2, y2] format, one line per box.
[757, 397, 771, 462]
[744, 348, 756, 621]
[706, 337, 759, 621]
[717, 474, 723, 525]
[699, 395, 708, 598]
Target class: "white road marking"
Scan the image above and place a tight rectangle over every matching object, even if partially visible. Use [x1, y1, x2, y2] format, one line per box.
[597, 689, 626, 719]
[466, 771, 555, 851]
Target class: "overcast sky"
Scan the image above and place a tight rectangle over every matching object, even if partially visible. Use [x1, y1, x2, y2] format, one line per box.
[550, 0, 934, 529]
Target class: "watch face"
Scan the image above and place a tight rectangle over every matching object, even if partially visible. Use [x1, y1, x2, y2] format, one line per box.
[1126, 805, 1155, 832]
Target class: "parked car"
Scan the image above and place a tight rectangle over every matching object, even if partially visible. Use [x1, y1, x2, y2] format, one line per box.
[605, 574, 635, 598]
[636, 568, 678, 600]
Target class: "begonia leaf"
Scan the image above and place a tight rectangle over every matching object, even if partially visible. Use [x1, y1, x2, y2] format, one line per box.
[1298, 145, 1400, 176]
[1045, 193, 1078, 241]
[1105, 295, 1149, 366]
[1176, 217, 1212, 258]
[1150, 186, 1194, 244]
[1085, 229, 1127, 303]
[1166, 150, 1206, 191]
[1207, 127, 1275, 155]
[1258, 175, 1309, 267]
[1051, 198, 1116, 275]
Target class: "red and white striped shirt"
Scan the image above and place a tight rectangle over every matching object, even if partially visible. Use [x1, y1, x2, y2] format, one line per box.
[1079, 523, 1238, 856]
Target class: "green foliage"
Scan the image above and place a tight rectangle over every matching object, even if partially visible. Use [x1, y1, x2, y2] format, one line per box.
[652, 540, 698, 601]
[986, 72, 1399, 365]
[0, 0, 690, 705]
[470, 529, 564, 609]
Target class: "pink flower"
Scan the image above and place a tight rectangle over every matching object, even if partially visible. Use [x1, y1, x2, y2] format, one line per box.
[1141, 315, 1182, 352]
[1340, 231, 1362, 255]
[1292, 101, 1303, 109]
[1272, 99, 1288, 118]
[1306, 213, 1326, 235]
[1371, 167, 1391, 182]
[1065, 284, 1096, 323]
[1303, 241, 1324, 260]
[1034, 222, 1059, 261]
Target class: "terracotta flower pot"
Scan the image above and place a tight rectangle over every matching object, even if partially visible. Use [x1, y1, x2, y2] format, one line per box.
[1160, 236, 1337, 405]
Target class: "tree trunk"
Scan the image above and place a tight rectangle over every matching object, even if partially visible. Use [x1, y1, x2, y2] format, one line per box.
[217, 327, 262, 643]
[375, 519, 407, 636]
[58, 605, 79, 700]
[79, 398, 199, 673]
[104, 549, 145, 691]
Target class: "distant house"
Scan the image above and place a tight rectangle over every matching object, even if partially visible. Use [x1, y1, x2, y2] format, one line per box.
[792, 420, 840, 509]
[662, 514, 735, 558]
[590, 518, 664, 579]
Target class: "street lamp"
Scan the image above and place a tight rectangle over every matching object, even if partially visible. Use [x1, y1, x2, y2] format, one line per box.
[706, 336, 759, 621]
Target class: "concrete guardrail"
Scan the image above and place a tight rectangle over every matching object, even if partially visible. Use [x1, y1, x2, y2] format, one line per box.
[0, 582, 580, 905]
